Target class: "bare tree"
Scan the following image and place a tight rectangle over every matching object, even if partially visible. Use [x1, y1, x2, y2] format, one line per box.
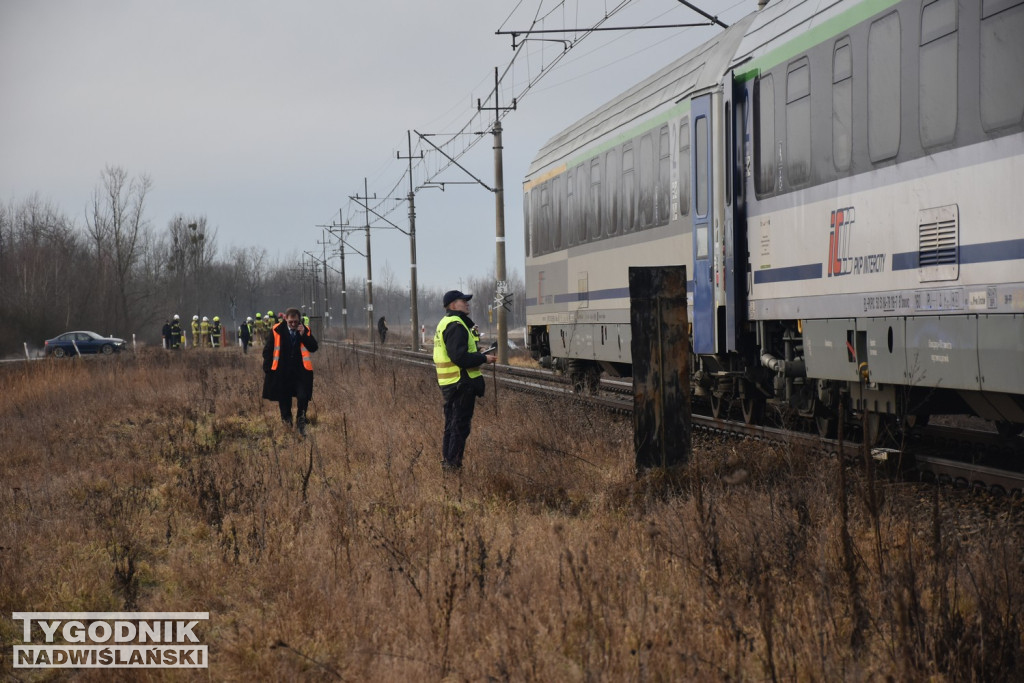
[86, 165, 153, 332]
[0, 194, 89, 352]
[166, 213, 217, 318]
[227, 245, 267, 314]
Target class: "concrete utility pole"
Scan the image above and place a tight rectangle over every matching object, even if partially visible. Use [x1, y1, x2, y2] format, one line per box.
[396, 130, 423, 351]
[318, 212, 353, 339]
[318, 228, 330, 328]
[351, 178, 376, 344]
[478, 67, 516, 364]
[337, 211, 349, 339]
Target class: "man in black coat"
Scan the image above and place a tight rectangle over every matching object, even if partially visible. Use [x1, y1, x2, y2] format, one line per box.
[262, 307, 318, 435]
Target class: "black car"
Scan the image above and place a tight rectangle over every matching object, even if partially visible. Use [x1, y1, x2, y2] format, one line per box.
[44, 331, 127, 358]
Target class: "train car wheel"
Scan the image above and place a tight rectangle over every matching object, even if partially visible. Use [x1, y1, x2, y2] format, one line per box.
[904, 413, 930, 429]
[710, 393, 727, 419]
[567, 360, 600, 394]
[741, 395, 764, 425]
[863, 413, 897, 447]
[815, 415, 836, 439]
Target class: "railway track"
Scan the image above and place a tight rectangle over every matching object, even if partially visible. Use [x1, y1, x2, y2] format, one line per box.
[328, 340, 1024, 496]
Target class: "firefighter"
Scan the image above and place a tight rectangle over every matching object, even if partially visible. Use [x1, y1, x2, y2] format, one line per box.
[252, 313, 263, 345]
[191, 315, 200, 349]
[240, 316, 254, 354]
[200, 316, 211, 348]
[169, 315, 183, 350]
[211, 316, 222, 348]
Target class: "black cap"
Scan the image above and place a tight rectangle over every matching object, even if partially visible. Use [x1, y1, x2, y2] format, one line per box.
[443, 290, 472, 308]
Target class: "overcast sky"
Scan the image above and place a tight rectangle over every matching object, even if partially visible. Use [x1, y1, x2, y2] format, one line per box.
[1, 0, 756, 297]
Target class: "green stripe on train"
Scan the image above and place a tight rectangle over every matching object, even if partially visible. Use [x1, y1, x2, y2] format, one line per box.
[734, 0, 900, 82]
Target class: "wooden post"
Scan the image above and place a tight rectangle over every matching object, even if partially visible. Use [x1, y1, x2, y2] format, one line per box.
[629, 266, 692, 469]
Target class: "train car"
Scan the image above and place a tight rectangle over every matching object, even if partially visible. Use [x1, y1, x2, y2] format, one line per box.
[523, 13, 756, 391]
[524, 0, 1024, 442]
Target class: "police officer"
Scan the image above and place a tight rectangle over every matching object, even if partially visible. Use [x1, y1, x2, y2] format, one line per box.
[433, 290, 496, 471]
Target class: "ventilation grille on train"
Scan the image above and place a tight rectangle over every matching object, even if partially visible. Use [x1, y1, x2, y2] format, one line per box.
[918, 204, 959, 282]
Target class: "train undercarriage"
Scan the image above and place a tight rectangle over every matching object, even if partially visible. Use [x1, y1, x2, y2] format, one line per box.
[529, 321, 1024, 446]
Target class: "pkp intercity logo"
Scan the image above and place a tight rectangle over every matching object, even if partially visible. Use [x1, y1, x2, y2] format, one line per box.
[12, 612, 209, 669]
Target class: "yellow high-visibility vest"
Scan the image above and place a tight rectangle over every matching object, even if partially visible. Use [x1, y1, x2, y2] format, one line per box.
[433, 315, 481, 386]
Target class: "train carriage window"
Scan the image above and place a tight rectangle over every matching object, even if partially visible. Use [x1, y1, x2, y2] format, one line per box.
[605, 148, 620, 236]
[638, 133, 655, 229]
[786, 59, 811, 186]
[622, 143, 636, 231]
[920, 0, 958, 147]
[539, 183, 552, 255]
[566, 167, 576, 246]
[657, 125, 671, 224]
[868, 12, 901, 162]
[833, 39, 853, 171]
[576, 164, 589, 244]
[555, 172, 567, 249]
[589, 158, 602, 241]
[524, 189, 532, 257]
[754, 74, 776, 196]
[695, 116, 709, 217]
[980, 0, 1024, 131]
[678, 120, 690, 216]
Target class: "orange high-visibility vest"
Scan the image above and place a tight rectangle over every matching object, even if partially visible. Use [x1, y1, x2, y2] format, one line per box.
[270, 327, 313, 371]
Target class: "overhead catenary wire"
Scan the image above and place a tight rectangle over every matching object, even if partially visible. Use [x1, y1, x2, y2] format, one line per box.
[329, 1, 739, 247]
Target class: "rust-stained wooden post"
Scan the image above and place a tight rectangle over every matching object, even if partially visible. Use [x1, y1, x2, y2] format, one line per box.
[629, 266, 691, 469]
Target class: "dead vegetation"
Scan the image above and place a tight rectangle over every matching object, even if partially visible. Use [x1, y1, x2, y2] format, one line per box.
[1, 347, 1022, 680]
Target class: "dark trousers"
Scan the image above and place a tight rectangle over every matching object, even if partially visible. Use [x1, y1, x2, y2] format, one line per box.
[241, 339, 250, 354]
[442, 384, 477, 468]
[278, 397, 309, 424]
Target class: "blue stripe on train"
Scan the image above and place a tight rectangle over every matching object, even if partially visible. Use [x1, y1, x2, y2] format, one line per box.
[753, 263, 823, 284]
[527, 238, 1024, 305]
[892, 238, 1024, 270]
[526, 285, 673, 307]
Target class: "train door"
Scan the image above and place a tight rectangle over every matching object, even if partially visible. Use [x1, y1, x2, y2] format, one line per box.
[722, 73, 746, 353]
[691, 94, 714, 354]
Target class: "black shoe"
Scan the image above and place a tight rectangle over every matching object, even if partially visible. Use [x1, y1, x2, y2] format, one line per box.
[282, 417, 293, 428]
[441, 461, 461, 473]
[297, 417, 307, 437]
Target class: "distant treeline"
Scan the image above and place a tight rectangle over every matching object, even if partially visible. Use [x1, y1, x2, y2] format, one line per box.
[0, 166, 524, 355]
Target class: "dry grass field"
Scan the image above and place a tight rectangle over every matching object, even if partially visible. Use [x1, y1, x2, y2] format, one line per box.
[2, 346, 1022, 681]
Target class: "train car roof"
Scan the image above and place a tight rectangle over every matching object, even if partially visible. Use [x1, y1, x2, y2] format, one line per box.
[525, 12, 756, 180]
[731, 0, 874, 79]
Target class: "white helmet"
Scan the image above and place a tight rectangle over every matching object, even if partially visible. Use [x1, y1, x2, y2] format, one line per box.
[173, 314, 180, 320]
[202, 316, 209, 322]
[193, 315, 199, 321]
[246, 316, 253, 322]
